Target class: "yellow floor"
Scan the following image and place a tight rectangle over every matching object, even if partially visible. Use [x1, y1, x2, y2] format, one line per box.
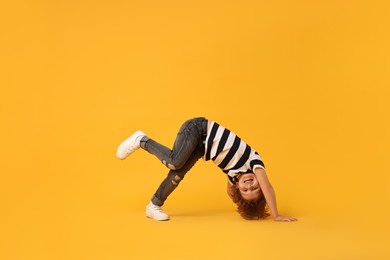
[1, 0, 390, 259]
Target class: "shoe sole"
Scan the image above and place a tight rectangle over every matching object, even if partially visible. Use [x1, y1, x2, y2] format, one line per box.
[145, 210, 170, 221]
[116, 130, 144, 159]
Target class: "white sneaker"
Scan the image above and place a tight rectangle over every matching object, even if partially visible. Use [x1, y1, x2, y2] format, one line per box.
[116, 130, 146, 160]
[145, 202, 170, 221]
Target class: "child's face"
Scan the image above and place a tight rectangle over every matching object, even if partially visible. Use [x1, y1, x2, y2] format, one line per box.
[237, 173, 262, 201]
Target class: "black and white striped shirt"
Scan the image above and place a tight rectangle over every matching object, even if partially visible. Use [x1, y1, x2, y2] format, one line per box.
[203, 121, 265, 178]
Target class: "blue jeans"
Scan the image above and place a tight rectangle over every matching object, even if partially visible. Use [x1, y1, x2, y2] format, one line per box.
[142, 117, 208, 206]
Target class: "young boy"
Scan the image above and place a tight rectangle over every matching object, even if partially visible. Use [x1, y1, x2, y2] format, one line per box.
[117, 117, 296, 222]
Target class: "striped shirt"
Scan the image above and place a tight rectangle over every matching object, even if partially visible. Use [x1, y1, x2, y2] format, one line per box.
[203, 121, 265, 179]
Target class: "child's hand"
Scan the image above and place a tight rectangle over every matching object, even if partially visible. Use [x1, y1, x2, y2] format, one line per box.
[273, 215, 297, 222]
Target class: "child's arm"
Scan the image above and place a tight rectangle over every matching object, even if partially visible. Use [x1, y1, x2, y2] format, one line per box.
[254, 168, 297, 222]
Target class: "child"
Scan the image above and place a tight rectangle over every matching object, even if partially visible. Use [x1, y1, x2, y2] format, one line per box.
[117, 117, 296, 222]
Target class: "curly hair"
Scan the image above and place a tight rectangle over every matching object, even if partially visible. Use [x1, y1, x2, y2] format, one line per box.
[232, 186, 270, 220]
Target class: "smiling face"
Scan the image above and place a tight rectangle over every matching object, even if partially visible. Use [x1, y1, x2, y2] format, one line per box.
[236, 173, 262, 201]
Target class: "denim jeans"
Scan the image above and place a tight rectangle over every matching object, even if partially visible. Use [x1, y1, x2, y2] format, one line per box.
[141, 117, 208, 206]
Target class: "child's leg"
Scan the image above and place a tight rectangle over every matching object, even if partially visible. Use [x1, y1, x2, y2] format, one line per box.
[141, 118, 205, 170]
[151, 147, 204, 206]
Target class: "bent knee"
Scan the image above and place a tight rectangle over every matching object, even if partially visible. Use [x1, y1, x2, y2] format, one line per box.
[162, 159, 184, 170]
[167, 163, 177, 170]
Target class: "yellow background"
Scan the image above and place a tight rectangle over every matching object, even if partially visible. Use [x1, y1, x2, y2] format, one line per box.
[1, 0, 389, 259]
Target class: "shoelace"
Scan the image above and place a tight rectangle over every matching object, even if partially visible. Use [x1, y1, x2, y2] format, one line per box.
[126, 136, 142, 153]
[126, 143, 137, 153]
[150, 205, 165, 213]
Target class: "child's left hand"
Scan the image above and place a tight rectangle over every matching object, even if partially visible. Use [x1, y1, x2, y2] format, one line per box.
[273, 215, 297, 222]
